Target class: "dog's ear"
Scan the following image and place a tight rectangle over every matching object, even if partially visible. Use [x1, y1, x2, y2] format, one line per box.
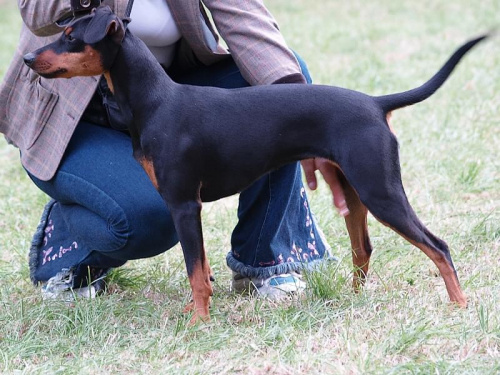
[83, 6, 125, 45]
[105, 18, 126, 44]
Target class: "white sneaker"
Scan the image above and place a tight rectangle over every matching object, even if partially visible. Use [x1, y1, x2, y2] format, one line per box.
[231, 271, 306, 300]
[41, 268, 98, 302]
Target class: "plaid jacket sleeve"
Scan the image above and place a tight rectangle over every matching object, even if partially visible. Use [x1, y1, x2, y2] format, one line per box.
[18, 0, 73, 36]
[203, 0, 305, 85]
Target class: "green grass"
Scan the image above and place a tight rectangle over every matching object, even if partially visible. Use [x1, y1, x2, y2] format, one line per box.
[1, 1, 499, 374]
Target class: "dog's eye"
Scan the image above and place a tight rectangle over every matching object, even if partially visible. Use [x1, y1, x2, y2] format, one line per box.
[67, 34, 75, 42]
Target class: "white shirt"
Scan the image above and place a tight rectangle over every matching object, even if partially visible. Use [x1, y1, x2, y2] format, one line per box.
[128, 0, 182, 67]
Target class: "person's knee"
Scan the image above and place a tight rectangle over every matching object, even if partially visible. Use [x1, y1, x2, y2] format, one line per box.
[105, 198, 179, 260]
[131, 200, 179, 253]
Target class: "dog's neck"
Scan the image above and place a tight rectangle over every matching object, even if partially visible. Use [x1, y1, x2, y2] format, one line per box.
[104, 30, 178, 130]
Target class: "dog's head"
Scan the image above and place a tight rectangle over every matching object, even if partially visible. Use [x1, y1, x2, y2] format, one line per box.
[23, 6, 127, 78]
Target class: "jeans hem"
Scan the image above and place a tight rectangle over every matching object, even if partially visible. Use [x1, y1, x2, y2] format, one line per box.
[226, 251, 337, 279]
[29, 199, 56, 285]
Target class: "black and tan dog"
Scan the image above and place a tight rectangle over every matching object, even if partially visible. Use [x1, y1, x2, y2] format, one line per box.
[24, 6, 489, 323]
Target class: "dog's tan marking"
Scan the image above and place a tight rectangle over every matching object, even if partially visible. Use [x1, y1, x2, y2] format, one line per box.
[64, 27, 73, 36]
[184, 258, 213, 325]
[139, 157, 159, 190]
[32, 45, 103, 77]
[342, 177, 371, 290]
[103, 72, 114, 94]
[407, 239, 467, 307]
[379, 220, 467, 307]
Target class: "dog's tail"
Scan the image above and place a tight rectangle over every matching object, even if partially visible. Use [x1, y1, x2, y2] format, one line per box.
[374, 33, 491, 113]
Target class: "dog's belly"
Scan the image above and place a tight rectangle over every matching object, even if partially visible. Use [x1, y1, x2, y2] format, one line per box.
[199, 179, 258, 203]
[199, 166, 275, 202]
[200, 187, 238, 203]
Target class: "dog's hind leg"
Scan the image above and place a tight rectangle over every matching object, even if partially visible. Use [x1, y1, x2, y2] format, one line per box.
[322, 163, 373, 289]
[371, 197, 466, 307]
[339, 131, 466, 306]
[341, 173, 373, 290]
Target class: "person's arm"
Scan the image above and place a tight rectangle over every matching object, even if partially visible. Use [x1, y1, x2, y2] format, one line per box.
[202, 0, 305, 85]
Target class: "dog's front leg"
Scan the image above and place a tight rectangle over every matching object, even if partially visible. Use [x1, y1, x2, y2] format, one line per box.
[167, 199, 213, 325]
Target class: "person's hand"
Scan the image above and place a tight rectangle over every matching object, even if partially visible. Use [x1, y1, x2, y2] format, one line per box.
[301, 158, 350, 217]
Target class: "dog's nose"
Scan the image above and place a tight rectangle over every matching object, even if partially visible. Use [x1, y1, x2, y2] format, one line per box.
[23, 52, 36, 67]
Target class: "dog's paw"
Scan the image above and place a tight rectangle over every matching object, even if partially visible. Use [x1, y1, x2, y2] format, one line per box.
[183, 300, 195, 313]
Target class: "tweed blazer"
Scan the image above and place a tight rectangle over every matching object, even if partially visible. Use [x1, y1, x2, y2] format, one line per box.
[0, 0, 303, 181]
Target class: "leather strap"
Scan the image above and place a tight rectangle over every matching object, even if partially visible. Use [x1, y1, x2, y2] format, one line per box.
[124, 0, 135, 18]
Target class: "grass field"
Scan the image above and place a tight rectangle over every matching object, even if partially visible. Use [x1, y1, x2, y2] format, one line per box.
[0, 1, 499, 374]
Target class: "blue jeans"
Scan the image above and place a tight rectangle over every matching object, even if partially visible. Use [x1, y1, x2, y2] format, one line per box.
[28, 54, 332, 285]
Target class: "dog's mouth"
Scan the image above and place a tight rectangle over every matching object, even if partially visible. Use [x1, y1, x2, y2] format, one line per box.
[38, 68, 69, 79]
[24, 58, 68, 78]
